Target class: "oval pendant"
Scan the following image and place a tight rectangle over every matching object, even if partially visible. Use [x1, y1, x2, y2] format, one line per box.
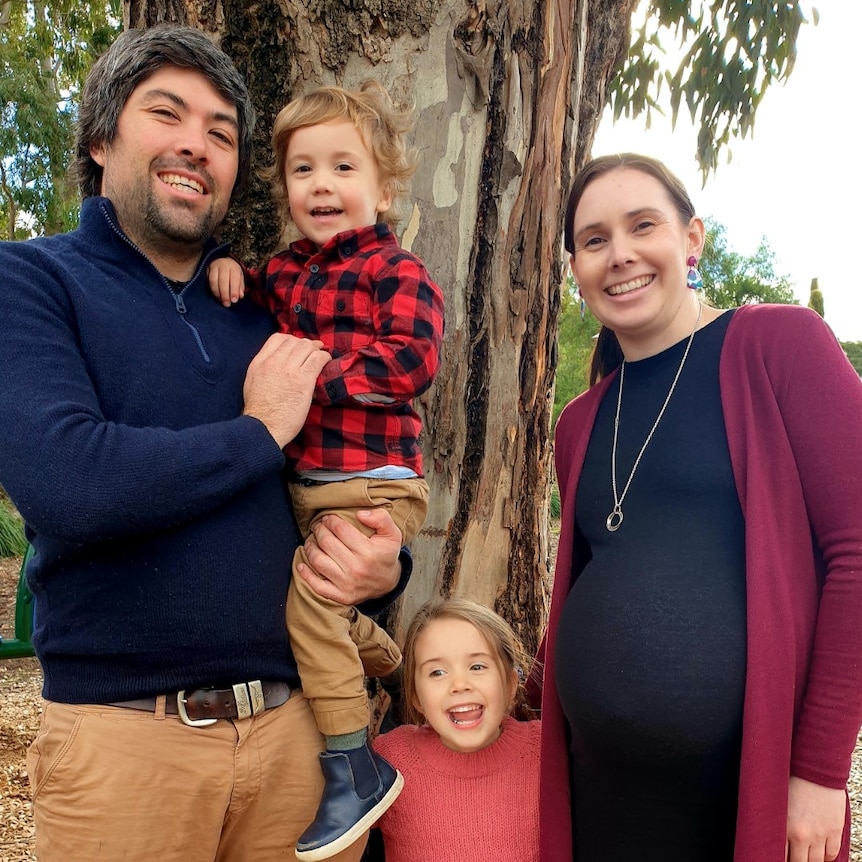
[606, 509, 623, 532]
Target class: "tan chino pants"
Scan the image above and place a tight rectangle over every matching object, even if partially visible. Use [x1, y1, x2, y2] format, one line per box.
[26, 692, 368, 861]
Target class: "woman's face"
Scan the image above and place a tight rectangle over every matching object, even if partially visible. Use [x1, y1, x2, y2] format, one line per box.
[569, 167, 704, 359]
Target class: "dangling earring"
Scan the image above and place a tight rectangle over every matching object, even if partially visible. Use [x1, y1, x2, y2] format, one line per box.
[577, 287, 586, 320]
[686, 256, 703, 291]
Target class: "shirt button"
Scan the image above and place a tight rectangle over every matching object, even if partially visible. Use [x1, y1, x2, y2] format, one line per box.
[343, 245, 354, 256]
[336, 299, 346, 311]
[310, 264, 320, 273]
[293, 303, 302, 313]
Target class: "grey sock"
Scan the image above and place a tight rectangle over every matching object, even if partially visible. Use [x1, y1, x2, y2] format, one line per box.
[326, 728, 368, 751]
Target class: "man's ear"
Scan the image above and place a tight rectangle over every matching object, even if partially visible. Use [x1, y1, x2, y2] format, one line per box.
[90, 140, 107, 168]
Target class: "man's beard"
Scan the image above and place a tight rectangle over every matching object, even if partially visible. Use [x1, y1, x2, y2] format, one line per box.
[142, 184, 226, 248]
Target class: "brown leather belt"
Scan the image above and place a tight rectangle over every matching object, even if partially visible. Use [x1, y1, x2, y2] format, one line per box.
[110, 680, 292, 727]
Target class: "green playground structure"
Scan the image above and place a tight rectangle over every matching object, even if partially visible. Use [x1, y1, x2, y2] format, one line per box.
[0, 545, 35, 659]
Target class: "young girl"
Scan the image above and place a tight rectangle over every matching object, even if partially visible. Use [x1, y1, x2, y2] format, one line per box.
[372, 598, 540, 861]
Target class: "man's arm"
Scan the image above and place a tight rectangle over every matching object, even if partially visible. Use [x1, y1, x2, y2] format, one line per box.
[0, 246, 328, 543]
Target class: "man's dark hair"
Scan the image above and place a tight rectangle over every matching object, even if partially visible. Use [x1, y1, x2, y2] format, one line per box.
[72, 24, 254, 199]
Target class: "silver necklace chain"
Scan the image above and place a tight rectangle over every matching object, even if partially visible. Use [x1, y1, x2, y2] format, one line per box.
[606, 303, 703, 532]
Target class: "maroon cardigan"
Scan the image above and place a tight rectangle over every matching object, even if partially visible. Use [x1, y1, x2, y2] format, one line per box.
[540, 305, 862, 862]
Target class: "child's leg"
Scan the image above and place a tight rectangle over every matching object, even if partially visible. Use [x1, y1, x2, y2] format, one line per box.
[286, 570, 374, 737]
[326, 476, 429, 678]
[287, 477, 429, 710]
[348, 611, 401, 679]
[287, 481, 422, 861]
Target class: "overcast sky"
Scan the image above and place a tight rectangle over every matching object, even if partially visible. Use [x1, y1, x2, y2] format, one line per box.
[591, 0, 861, 342]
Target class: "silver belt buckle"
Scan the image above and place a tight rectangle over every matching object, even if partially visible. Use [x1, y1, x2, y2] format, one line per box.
[229, 682, 249, 719]
[232, 680, 266, 718]
[247, 680, 266, 715]
[177, 690, 218, 727]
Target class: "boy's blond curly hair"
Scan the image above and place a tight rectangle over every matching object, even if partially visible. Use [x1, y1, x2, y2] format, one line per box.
[264, 79, 416, 232]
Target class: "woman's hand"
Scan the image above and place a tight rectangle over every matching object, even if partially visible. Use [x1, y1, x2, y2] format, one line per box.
[297, 508, 403, 605]
[786, 776, 845, 862]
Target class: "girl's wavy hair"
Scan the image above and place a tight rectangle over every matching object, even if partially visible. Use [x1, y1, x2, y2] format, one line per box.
[401, 597, 535, 725]
[264, 79, 415, 232]
[564, 153, 698, 384]
[72, 24, 255, 200]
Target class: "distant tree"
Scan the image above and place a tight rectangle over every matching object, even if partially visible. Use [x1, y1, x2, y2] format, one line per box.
[0, 1, 121, 238]
[0, 493, 26, 557]
[700, 217, 797, 309]
[553, 272, 599, 425]
[807, 277, 824, 318]
[840, 342, 862, 377]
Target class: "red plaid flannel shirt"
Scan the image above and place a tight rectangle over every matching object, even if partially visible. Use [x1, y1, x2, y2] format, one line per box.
[251, 224, 444, 475]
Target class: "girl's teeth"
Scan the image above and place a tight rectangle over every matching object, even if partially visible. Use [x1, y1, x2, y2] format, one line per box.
[448, 706, 483, 724]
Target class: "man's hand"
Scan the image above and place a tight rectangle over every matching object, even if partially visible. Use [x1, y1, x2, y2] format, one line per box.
[243, 334, 330, 448]
[298, 508, 403, 605]
[786, 776, 845, 862]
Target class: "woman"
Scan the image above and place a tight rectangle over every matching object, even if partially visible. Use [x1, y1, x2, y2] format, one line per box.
[540, 153, 862, 862]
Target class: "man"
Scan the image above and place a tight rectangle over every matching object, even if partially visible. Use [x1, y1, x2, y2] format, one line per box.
[0, 24, 408, 861]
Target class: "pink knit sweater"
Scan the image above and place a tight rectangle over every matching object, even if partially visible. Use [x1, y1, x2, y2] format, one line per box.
[373, 716, 540, 862]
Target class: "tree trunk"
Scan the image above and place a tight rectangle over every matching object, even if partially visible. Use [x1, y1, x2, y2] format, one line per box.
[124, 0, 635, 653]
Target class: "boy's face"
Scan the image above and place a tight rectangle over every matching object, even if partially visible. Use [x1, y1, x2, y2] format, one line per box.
[284, 119, 392, 248]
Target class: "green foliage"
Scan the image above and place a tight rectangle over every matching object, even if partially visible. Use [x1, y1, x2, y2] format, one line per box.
[553, 272, 600, 424]
[550, 481, 561, 519]
[700, 217, 798, 309]
[840, 342, 862, 377]
[807, 277, 824, 318]
[0, 496, 26, 558]
[609, 1, 817, 177]
[0, 1, 121, 238]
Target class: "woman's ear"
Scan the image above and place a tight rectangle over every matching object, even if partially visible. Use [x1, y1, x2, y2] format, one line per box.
[687, 216, 706, 259]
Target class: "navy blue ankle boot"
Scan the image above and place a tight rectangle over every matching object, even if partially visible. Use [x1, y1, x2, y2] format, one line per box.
[294, 742, 404, 861]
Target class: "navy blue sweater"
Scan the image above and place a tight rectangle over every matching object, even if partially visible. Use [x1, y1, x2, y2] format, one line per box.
[0, 198, 314, 701]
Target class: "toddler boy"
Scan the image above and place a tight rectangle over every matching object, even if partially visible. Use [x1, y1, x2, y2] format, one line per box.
[209, 80, 444, 861]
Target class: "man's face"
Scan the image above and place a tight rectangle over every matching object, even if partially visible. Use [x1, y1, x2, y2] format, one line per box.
[90, 65, 240, 267]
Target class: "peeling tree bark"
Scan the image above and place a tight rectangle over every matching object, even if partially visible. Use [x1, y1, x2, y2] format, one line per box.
[124, 0, 635, 653]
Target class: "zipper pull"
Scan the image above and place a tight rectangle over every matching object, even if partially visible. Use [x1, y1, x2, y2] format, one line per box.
[174, 293, 187, 314]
